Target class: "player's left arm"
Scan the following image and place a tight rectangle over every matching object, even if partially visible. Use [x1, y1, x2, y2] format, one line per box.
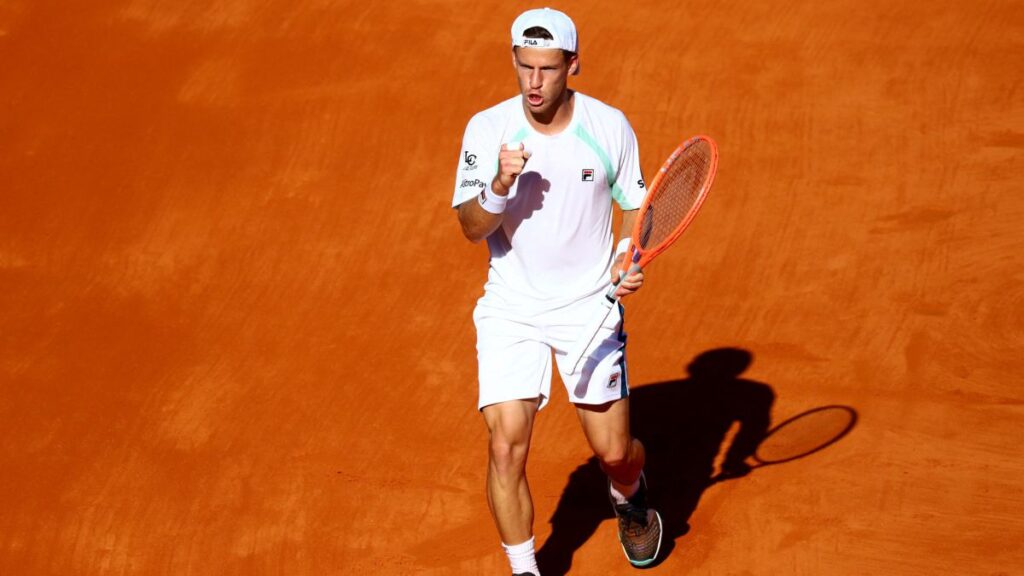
[612, 208, 644, 298]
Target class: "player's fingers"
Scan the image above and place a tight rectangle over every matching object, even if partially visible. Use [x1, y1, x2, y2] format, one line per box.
[623, 277, 644, 291]
[613, 284, 637, 299]
[624, 270, 644, 284]
[618, 280, 641, 292]
[500, 146, 526, 162]
[613, 271, 644, 293]
[505, 158, 524, 175]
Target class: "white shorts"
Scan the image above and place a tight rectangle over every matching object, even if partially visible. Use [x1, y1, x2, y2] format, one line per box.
[473, 296, 630, 411]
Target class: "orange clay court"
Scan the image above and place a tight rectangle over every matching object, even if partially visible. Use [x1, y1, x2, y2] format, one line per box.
[1, 1, 1022, 574]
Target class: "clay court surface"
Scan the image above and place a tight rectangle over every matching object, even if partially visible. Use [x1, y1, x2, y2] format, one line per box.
[2, 1, 1023, 574]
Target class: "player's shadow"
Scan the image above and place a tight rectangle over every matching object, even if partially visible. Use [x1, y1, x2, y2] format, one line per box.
[503, 172, 550, 236]
[537, 347, 775, 574]
[516, 172, 549, 216]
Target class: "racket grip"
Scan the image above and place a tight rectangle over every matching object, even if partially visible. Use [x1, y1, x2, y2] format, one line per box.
[567, 292, 618, 374]
[624, 261, 641, 278]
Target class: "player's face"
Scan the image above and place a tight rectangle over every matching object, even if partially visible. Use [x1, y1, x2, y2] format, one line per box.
[513, 46, 578, 118]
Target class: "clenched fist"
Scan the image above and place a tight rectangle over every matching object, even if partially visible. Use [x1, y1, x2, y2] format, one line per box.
[493, 142, 531, 195]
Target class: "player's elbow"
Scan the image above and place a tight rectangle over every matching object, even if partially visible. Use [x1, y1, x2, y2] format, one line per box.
[457, 203, 489, 243]
[460, 225, 480, 243]
[460, 221, 487, 243]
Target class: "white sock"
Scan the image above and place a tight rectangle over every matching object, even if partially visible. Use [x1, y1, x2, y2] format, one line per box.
[502, 536, 539, 575]
[610, 477, 641, 506]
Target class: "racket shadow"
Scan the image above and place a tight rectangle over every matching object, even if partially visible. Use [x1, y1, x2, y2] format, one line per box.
[538, 347, 855, 573]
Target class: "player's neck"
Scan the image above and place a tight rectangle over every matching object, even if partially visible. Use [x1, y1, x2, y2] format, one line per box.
[523, 90, 575, 135]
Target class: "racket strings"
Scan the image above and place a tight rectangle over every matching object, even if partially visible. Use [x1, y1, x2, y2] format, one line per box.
[638, 139, 714, 251]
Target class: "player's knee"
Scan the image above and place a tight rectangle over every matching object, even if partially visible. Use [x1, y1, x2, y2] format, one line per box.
[488, 433, 529, 476]
[595, 441, 631, 470]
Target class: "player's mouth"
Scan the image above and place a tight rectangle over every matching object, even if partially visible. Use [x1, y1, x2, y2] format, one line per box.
[526, 93, 543, 107]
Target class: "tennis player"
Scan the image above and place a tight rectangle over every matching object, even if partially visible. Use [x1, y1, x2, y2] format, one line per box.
[451, 8, 662, 574]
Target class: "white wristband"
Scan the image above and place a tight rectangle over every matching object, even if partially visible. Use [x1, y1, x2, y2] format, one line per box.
[615, 237, 632, 257]
[478, 185, 508, 214]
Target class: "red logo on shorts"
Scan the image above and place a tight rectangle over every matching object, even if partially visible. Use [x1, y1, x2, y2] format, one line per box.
[608, 372, 620, 389]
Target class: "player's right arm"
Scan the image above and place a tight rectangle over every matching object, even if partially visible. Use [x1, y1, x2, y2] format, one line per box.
[457, 195, 503, 243]
[457, 143, 530, 243]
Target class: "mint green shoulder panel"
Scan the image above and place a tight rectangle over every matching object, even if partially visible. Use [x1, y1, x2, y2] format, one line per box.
[572, 124, 631, 209]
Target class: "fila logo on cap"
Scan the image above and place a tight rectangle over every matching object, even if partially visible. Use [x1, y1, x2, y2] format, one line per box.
[510, 8, 579, 56]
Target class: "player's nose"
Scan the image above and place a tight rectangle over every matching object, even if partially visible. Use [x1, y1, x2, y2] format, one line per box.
[529, 68, 542, 88]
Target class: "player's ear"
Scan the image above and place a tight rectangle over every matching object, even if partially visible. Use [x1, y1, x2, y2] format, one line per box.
[511, 47, 518, 68]
[567, 53, 580, 76]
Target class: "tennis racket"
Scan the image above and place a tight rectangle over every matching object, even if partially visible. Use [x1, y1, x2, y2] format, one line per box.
[566, 135, 719, 374]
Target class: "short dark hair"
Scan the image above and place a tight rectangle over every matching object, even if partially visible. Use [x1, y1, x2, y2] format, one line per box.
[522, 26, 554, 40]
[518, 26, 576, 61]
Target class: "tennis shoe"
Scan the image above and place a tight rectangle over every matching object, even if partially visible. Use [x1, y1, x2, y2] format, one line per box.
[610, 474, 663, 567]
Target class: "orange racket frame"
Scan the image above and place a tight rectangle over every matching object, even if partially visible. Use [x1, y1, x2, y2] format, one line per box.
[567, 135, 719, 374]
[624, 135, 719, 270]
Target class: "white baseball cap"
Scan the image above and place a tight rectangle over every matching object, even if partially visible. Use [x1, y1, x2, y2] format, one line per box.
[511, 8, 578, 53]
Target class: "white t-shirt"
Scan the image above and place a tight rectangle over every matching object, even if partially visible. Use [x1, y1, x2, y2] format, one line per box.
[453, 92, 646, 313]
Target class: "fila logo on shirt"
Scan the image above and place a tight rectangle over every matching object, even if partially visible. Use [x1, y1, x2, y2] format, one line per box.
[582, 169, 595, 182]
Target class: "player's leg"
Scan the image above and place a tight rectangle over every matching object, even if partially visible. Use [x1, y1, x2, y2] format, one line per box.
[474, 304, 551, 575]
[552, 302, 662, 567]
[576, 398, 662, 567]
[552, 299, 639, 482]
[482, 399, 540, 546]
[575, 398, 644, 492]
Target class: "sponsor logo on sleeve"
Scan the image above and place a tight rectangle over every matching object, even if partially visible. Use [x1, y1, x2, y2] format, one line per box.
[582, 168, 595, 182]
[638, 178, 646, 189]
[463, 151, 478, 171]
[461, 178, 486, 189]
